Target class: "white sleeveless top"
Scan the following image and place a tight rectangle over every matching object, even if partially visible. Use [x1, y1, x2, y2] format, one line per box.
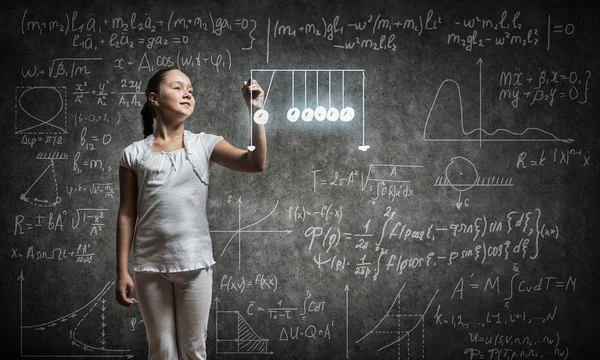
[120, 130, 223, 272]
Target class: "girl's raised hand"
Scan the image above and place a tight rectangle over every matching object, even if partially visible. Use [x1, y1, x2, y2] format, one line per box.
[242, 79, 264, 110]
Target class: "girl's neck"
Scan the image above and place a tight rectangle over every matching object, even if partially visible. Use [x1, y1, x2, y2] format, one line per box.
[153, 122, 185, 141]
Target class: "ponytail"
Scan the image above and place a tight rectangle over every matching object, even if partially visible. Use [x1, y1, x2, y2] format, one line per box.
[141, 102, 154, 138]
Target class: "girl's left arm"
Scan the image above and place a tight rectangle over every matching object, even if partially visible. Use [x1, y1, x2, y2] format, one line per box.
[211, 80, 266, 172]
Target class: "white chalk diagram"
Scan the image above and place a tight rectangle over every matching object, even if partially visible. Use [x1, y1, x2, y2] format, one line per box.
[20, 152, 67, 207]
[248, 69, 370, 151]
[434, 156, 514, 209]
[210, 199, 292, 271]
[215, 298, 272, 355]
[356, 284, 439, 359]
[19, 272, 131, 358]
[422, 59, 573, 145]
[360, 164, 424, 191]
[15, 86, 68, 135]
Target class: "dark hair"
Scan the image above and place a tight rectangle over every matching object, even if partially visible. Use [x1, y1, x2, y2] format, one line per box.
[141, 68, 176, 138]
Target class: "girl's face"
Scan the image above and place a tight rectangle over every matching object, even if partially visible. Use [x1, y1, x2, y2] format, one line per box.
[151, 69, 195, 121]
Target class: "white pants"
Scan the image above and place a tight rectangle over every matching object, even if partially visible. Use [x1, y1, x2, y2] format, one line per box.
[134, 267, 213, 360]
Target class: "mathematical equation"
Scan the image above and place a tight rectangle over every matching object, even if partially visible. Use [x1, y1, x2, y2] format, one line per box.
[13, 208, 108, 236]
[10, 243, 94, 263]
[498, 69, 591, 108]
[303, 207, 559, 281]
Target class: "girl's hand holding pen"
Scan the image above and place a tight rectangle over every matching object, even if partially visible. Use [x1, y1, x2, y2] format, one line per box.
[242, 79, 265, 110]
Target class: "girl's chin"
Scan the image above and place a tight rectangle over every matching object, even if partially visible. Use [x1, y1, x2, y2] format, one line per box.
[175, 109, 194, 117]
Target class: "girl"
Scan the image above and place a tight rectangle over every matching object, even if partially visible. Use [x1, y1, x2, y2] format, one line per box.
[115, 68, 266, 360]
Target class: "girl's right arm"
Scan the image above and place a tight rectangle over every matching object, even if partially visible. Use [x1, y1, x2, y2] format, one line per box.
[116, 165, 138, 307]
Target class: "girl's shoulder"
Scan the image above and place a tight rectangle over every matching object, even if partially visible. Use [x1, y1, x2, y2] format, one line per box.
[120, 137, 152, 170]
[127, 137, 148, 148]
[185, 130, 223, 148]
[185, 130, 215, 140]
[122, 137, 149, 155]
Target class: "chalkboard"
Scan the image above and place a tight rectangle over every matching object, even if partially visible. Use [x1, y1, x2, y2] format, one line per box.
[1, 0, 599, 358]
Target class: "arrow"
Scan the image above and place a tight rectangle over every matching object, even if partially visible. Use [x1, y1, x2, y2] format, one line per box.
[238, 200, 242, 270]
[456, 192, 464, 210]
[19, 271, 24, 357]
[345, 284, 349, 359]
[211, 229, 292, 234]
[21, 356, 133, 359]
[215, 298, 220, 353]
[476, 58, 483, 148]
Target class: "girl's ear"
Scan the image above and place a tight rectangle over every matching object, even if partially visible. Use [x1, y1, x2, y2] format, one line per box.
[148, 92, 159, 107]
